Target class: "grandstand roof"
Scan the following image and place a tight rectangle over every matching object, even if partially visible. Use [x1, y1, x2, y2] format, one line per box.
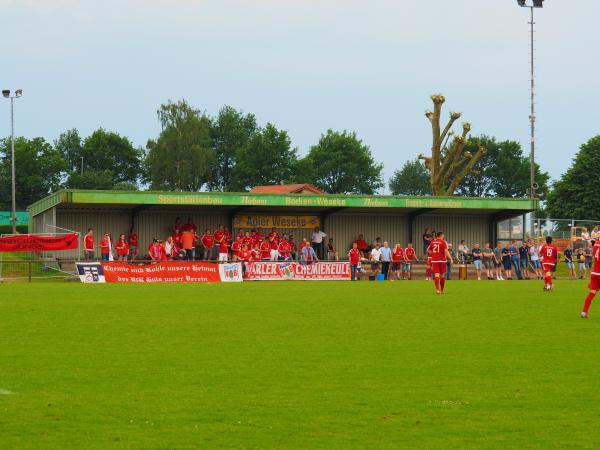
[29, 189, 538, 218]
[250, 184, 325, 195]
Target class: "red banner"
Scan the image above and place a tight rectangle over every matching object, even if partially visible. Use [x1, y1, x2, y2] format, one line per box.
[100, 261, 243, 283]
[243, 261, 350, 281]
[0, 233, 79, 252]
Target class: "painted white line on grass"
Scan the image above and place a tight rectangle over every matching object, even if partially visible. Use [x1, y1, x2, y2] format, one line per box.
[0, 389, 15, 395]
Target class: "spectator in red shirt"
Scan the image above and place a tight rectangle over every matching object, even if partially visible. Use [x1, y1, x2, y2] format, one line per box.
[348, 242, 361, 281]
[115, 234, 129, 261]
[404, 243, 417, 280]
[214, 224, 225, 259]
[84, 228, 95, 260]
[238, 244, 253, 276]
[289, 234, 297, 260]
[354, 234, 368, 256]
[299, 238, 309, 251]
[242, 231, 254, 249]
[224, 226, 233, 243]
[172, 217, 182, 236]
[268, 227, 279, 241]
[99, 232, 111, 261]
[250, 243, 261, 261]
[149, 239, 166, 261]
[391, 244, 404, 280]
[182, 217, 197, 233]
[231, 236, 243, 261]
[269, 235, 279, 261]
[128, 229, 139, 261]
[255, 228, 265, 242]
[278, 234, 292, 261]
[258, 239, 270, 260]
[201, 229, 214, 261]
[218, 238, 230, 262]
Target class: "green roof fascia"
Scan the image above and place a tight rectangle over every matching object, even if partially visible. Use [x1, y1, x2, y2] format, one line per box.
[27, 191, 70, 218]
[30, 189, 538, 213]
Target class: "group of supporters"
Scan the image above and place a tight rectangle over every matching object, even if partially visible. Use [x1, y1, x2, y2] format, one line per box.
[348, 234, 418, 281]
[82, 218, 332, 264]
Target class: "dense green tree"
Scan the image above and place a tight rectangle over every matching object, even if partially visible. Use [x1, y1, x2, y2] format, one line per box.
[0, 137, 66, 209]
[546, 135, 600, 220]
[302, 130, 383, 194]
[208, 106, 257, 191]
[54, 128, 84, 174]
[57, 128, 142, 189]
[144, 100, 215, 191]
[456, 136, 550, 198]
[65, 170, 115, 190]
[389, 159, 431, 196]
[229, 123, 298, 191]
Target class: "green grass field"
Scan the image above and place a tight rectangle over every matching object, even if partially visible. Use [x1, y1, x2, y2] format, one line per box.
[1, 280, 599, 449]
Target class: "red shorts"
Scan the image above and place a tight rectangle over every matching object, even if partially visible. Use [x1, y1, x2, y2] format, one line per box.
[431, 262, 447, 274]
[542, 263, 555, 272]
[588, 274, 600, 291]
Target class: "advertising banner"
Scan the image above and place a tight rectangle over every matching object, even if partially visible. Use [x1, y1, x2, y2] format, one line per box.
[76, 262, 106, 283]
[0, 233, 79, 252]
[234, 214, 320, 229]
[76, 261, 243, 283]
[243, 261, 350, 281]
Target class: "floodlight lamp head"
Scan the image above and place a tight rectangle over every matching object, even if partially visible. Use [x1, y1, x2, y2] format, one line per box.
[2, 89, 10, 98]
[15, 89, 22, 98]
[517, 0, 526, 6]
[533, 0, 544, 7]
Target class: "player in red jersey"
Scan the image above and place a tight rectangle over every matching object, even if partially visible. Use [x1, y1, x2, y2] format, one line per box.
[540, 236, 559, 291]
[427, 231, 452, 294]
[581, 240, 600, 318]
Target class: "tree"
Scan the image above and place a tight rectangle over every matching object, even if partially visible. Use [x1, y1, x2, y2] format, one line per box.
[546, 135, 600, 220]
[419, 94, 486, 196]
[0, 137, 66, 209]
[208, 106, 257, 191]
[455, 136, 550, 198]
[229, 123, 298, 191]
[389, 159, 431, 196]
[58, 128, 142, 189]
[55, 128, 83, 174]
[144, 100, 215, 191]
[302, 130, 383, 194]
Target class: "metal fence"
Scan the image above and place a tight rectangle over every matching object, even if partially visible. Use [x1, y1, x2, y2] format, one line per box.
[0, 258, 78, 282]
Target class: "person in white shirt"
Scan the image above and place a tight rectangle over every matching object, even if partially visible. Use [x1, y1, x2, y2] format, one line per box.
[370, 243, 383, 278]
[458, 240, 469, 262]
[529, 243, 542, 279]
[581, 227, 591, 242]
[311, 226, 327, 260]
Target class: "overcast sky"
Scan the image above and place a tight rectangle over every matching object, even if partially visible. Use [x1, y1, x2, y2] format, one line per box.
[1, 0, 598, 190]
